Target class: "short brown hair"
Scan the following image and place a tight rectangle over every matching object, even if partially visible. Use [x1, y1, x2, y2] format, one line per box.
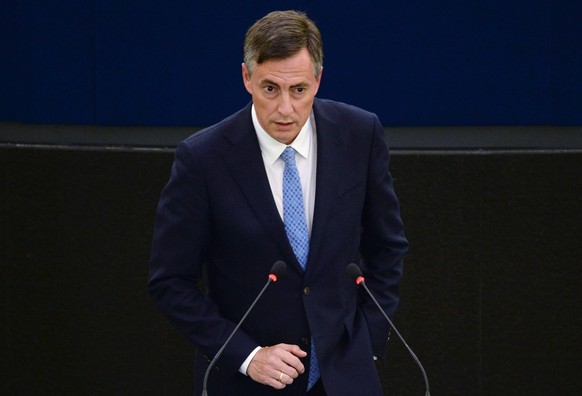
[244, 10, 323, 78]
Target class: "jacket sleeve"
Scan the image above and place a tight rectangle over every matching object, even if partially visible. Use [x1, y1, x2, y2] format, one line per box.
[358, 114, 409, 358]
[148, 140, 258, 374]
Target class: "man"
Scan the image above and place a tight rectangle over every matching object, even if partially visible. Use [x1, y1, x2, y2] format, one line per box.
[149, 10, 408, 396]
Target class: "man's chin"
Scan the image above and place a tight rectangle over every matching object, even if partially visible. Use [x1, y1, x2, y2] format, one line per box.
[272, 132, 299, 145]
[266, 127, 299, 144]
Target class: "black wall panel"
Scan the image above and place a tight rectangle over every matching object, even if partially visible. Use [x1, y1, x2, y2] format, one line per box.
[2, 147, 581, 395]
[2, 148, 192, 395]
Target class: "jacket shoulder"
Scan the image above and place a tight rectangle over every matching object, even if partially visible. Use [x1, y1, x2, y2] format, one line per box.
[182, 103, 252, 150]
[314, 98, 378, 122]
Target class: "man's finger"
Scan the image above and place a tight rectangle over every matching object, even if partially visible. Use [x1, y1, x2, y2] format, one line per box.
[247, 344, 307, 388]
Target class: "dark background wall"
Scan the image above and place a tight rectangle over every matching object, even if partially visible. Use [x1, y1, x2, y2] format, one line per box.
[1, 1, 581, 395]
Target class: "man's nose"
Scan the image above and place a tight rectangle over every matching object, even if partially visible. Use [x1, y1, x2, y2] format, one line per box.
[278, 93, 293, 116]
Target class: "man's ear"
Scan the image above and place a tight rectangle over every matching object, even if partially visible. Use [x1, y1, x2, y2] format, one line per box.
[314, 66, 323, 95]
[242, 63, 252, 94]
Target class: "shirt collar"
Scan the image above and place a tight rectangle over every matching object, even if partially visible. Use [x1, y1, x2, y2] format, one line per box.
[252, 104, 314, 165]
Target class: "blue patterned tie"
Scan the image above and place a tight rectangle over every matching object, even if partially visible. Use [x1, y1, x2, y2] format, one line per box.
[281, 147, 309, 269]
[280, 146, 320, 390]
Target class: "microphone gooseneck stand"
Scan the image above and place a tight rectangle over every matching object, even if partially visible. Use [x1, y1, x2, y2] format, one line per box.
[346, 263, 431, 396]
[202, 261, 287, 396]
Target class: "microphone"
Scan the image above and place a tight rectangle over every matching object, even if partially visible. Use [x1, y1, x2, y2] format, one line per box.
[202, 261, 287, 396]
[346, 263, 431, 396]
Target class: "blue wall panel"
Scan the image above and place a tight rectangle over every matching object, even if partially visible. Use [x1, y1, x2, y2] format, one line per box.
[0, 1, 580, 126]
[0, 0, 22, 121]
[15, 1, 95, 123]
[551, 1, 582, 125]
[94, 1, 241, 126]
[318, 1, 551, 125]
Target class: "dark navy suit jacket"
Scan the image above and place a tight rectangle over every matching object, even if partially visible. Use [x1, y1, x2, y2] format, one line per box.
[149, 98, 408, 395]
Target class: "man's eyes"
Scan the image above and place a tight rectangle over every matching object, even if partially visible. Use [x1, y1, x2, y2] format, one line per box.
[262, 85, 307, 95]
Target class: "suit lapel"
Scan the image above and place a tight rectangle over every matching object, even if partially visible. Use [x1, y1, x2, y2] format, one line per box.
[306, 99, 351, 277]
[221, 104, 301, 272]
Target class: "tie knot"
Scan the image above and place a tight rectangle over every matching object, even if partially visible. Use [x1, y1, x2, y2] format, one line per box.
[281, 146, 296, 166]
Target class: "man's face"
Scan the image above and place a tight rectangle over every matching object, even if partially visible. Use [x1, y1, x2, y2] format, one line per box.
[242, 48, 322, 145]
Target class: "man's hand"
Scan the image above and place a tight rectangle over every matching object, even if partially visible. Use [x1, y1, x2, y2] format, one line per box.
[247, 343, 307, 389]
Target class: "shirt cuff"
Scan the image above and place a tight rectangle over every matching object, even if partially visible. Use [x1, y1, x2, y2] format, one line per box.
[239, 346, 262, 375]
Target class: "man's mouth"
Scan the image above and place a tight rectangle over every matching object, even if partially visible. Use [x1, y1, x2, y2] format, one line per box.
[275, 121, 294, 130]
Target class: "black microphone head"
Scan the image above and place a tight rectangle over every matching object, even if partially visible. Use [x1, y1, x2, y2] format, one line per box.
[270, 261, 287, 279]
[346, 263, 363, 282]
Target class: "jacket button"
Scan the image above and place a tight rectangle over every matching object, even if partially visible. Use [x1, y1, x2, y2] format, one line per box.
[301, 337, 310, 345]
[303, 287, 311, 295]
